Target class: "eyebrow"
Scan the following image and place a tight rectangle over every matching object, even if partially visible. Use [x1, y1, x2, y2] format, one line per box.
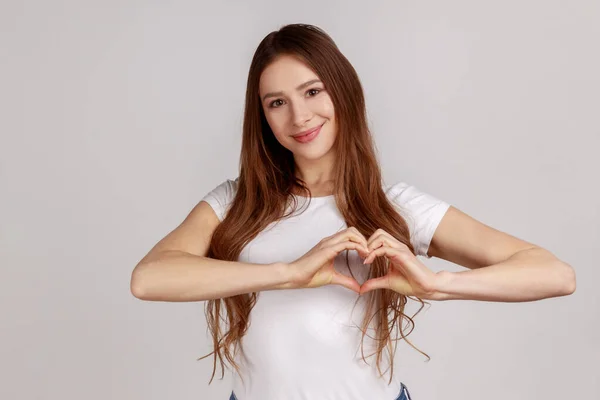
[262, 79, 322, 101]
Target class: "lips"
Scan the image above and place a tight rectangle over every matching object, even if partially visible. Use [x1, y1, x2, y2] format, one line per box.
[292, 124, 322, 143]
[292, 123, 323, 138]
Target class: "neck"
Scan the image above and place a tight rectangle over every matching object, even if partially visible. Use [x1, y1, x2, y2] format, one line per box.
[293, 150, 336, 186]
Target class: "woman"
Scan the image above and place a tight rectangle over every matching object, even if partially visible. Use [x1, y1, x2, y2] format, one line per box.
[130, 23, 576, 400]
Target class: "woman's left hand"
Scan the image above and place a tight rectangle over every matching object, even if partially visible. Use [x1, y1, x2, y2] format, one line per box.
[359, 229, 441, 299]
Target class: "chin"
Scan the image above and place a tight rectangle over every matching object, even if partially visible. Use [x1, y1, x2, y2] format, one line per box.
[291, 141, 336, 161]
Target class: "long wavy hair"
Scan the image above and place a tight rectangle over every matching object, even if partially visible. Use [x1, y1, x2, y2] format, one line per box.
[198, 23, 429, 385]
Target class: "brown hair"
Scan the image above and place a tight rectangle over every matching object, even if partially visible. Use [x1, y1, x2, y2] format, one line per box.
[198, 23, 429, 385]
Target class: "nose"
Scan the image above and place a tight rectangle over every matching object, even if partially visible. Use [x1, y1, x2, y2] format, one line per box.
[291, 100, 313, 127]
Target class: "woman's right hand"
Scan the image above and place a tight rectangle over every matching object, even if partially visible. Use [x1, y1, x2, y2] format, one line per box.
[286, 227, 371, 293]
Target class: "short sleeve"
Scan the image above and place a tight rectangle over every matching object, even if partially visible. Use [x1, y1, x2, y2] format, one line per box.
[200, 177, 238, 222]
[385, 182, 451, 258]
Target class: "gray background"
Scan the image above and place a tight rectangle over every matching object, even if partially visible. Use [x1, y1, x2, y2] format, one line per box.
[2, 1, 598, 399]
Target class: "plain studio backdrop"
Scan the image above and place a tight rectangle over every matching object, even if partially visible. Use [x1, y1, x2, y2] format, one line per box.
[1, 1, 598, 399]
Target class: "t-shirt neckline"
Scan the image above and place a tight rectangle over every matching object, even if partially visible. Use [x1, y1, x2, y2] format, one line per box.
[291, 193, 335, 201]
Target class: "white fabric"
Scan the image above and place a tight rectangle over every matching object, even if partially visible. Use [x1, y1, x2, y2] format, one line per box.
[201, 178, 451, 400]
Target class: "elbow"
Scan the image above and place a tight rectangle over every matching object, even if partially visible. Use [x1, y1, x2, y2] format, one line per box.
[130, 279, 144, 300]
[130, 266, 150, 300]
[558, 262, 576, 296]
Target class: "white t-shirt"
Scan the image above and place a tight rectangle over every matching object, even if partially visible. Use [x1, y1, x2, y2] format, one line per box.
[201, 178, 450, 400]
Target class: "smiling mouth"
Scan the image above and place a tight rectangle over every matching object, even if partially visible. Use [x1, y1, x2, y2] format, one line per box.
[291, 124, 323, 143]
[292, 123, 324, 138]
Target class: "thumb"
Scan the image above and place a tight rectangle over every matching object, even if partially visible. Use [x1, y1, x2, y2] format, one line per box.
[331, 271, 361, 293]
[359, 275, 390, 295]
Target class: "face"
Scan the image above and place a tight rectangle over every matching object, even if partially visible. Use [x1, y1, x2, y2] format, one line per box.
[259, 55, 337, 162]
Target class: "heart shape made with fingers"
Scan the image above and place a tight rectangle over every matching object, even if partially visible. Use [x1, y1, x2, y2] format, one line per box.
[358, 229, 439, 299]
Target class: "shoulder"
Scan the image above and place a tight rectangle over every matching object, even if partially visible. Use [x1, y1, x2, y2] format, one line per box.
[384, 181, 447, 212]
[200, 177, 239, 222]
[384, 181, 451, 257]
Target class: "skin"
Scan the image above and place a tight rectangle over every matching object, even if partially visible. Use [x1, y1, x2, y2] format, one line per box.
[257, 54, 576, 300]
[259, 54, 337, 196]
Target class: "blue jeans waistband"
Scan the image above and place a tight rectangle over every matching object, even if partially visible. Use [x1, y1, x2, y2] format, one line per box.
[229, 382, 412, 400]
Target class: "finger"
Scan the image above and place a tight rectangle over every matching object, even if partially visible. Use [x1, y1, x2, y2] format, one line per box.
[348, 227, 369, 247]
[366, 236, 387, 253]
[366, 228, 389, 245]
[359, 274, 390, 294]
[363, 245, 409, 265]
[363, 247, 426, 289]
[331, 271, 361, 293]
[329, 228, 369, 250]
[325, 241, 369, 262]
[363, 245, 395, 264]
[346, 231, 370, 252]
[361, 272, 413, 295]
[367, 232, 404, 252]
[328, 235, 369, 256]
[366, 231, 381, 249]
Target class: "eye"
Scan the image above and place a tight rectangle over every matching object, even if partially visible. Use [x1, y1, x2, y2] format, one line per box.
[269, 99, 284, 108]
[268, 88, 322, 109]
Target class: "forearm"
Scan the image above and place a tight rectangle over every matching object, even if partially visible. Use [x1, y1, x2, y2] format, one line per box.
[432, 248, 576, 302]
[130, 251, 291, 302]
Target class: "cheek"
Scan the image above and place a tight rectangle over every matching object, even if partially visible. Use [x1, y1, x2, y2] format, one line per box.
[318, 96, 335, 119]
[264, 112, 288, 141]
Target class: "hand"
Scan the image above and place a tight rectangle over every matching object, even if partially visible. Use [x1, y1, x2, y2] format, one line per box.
[359, 229, 440, 299]
[287, 227, 371, 293]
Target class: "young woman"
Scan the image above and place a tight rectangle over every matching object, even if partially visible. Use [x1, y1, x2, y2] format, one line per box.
[130, 23, 576, 400]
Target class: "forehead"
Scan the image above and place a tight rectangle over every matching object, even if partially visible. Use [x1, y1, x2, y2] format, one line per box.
[259, 55, 319, 93]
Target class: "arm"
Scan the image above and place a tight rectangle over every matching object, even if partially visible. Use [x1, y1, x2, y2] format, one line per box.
[130, 200, 292, 302]
[428, 206, 576, 302]
[131, 251, 290, 302]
